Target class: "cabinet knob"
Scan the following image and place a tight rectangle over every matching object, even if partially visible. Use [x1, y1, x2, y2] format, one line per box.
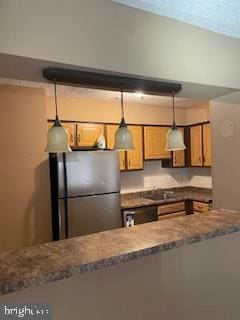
[70, 134, 74, 143]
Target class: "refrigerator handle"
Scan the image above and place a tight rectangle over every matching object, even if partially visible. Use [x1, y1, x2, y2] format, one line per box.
[49, 153, 60, 241]
[63, 153, 69, 238]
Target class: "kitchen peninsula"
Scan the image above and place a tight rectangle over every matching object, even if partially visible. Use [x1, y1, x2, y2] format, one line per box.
[0, 209, 240, 296]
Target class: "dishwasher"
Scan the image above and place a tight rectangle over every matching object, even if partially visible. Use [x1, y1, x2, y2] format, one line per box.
[122, 206, 158, 227]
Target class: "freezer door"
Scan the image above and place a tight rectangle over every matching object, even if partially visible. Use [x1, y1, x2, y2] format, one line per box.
[59, 192, 122, 238]
[58, 151, 120, 198]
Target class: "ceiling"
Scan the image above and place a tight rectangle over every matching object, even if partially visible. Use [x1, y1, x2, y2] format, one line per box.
[0, 77, 208, 109]
[114, 0, 240, 39]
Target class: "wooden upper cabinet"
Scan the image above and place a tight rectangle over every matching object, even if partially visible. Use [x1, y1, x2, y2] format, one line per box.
[172, 127, 185, 167]
[190, 125, 203, 166]
[144, 126, 171, 160]
[106, 125, 126, 171]
[203, 123, 212, 166]
[127, 126, 143, 170]
[62, 122, 76, 147]
[77, 123, 104, 147]
[48, 121, 76, 147]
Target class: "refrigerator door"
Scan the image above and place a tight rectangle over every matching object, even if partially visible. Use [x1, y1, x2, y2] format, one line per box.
[58, 151, 120, 198]
[59, 192, 122, 238]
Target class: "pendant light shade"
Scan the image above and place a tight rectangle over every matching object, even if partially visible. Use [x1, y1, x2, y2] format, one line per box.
[45, 80, 72, 153]
[166, 125, 186, 151]
[114, 88, 134, 151]
[166, 92, 186, 151]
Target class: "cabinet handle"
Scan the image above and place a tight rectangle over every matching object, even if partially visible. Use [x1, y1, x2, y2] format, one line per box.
[70, 134, 74, 143]
[128, 159, 131, 167]
[78, 134, 81, 143]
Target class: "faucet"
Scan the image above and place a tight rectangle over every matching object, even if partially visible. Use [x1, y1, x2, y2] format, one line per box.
[163, 190, 175, 200]
[152, 186, 163, 195]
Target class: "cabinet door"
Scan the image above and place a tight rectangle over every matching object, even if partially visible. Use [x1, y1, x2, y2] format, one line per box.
[127, 126, 143, 170]
[77, 123, 104, 147]
[144, 126, 171, 160]
[106, 125, 126, 170]
[172, 127, 185, 167]
[190, 125, 203, 166]
[48, 121, 76, 147]
[203, 123, 212, 166]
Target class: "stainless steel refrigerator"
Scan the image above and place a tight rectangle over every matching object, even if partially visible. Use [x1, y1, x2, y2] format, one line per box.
[49, 150, 123, 240]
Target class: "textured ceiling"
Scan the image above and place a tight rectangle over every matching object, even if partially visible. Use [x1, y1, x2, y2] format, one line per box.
[0, 78, 208, 109]
[114, 0, 240, 39]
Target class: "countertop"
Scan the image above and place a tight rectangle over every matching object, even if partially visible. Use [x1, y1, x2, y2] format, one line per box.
[1, 208, 240, 296]
[121, 187, 212, 209]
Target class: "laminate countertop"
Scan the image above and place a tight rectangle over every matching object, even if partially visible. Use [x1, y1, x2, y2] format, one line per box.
[1, 208, 240, 296]
[121, 187, 212, 209]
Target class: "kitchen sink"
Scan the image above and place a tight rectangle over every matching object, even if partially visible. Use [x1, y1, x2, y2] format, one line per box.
[145, 193, 176, 201]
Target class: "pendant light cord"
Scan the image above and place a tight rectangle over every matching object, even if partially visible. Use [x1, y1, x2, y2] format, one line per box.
[172, 91, 177, 129]
[119, 84, 127, 128]
[54, 78, 58, 117]
[172, 91, 175, 123]
[121, 85, 124, 120]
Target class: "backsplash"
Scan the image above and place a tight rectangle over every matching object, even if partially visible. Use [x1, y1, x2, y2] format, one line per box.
[188, 167, 212, 188]
[120, 161, 212, 193]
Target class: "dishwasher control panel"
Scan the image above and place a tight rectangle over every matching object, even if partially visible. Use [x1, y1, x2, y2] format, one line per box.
[123, 206, 158, 227]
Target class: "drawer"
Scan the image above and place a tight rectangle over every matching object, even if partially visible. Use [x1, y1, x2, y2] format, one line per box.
[158, 201, 185, 215]
[193, 210, 209, 215]
[192, 201, 209, 212]
[158, 211, 186, 220]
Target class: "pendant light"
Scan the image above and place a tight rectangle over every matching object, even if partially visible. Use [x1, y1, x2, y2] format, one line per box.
[45, 79, 72, 153]
[113, 87, 134, 150]
[166, 92, 186, 151]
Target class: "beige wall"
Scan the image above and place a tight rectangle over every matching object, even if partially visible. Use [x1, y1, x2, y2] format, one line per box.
[210, 91, 240, 211]
[46, 96, 210, 126]
[0, 84, 51, 252]
[46, 96, 187, 126]
[185, 105, 210, 125]
[1, 0, 240, 89]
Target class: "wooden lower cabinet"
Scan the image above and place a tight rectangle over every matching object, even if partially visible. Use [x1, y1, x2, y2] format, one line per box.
[190, 125, 203, 166]
[127, 126, 143, 170]
[48, 121, 76, 147]
[77, 123, 104, 147]
[157, 201, 186, 220]
[203, 123, 212, 166]
[157, 201, 185, 215]
[158, 211, 186, 220]
[106, 125, 126, 170]
[144, 126, 171, 160]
